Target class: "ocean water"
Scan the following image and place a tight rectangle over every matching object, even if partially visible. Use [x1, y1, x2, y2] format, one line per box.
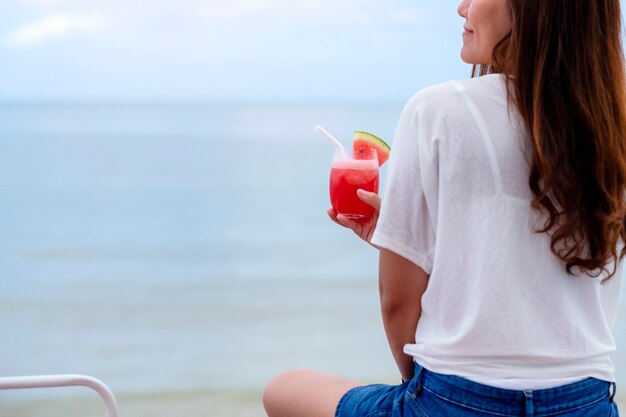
[0, 103, 625, 416]
[0, 103, 403, 416]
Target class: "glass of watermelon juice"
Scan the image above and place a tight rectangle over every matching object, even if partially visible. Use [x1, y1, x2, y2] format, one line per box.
[329, 147, 379, 221]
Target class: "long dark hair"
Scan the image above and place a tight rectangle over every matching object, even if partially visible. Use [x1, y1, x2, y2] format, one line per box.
[474, 0, 626, 281]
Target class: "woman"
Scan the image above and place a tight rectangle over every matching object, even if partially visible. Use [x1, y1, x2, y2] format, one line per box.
[264, 0, 626, 415]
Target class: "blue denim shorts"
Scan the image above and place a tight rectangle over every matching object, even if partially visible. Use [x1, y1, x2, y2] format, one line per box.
[335, 363, 619, 417]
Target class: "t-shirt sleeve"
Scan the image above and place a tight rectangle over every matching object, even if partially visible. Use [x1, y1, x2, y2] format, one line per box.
[371, 93, 439, 274]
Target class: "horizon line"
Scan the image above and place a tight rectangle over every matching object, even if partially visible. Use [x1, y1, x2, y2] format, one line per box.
[0, 96, 409, 109]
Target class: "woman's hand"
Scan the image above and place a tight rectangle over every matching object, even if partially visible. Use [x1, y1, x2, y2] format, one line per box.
[327, 189, 381, 247]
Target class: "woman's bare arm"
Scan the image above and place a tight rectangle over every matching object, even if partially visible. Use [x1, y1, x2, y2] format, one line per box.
[379, 248, 429, 381]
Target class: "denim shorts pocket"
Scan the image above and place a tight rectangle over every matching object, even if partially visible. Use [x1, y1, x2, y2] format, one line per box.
[403, 390, 432, 417]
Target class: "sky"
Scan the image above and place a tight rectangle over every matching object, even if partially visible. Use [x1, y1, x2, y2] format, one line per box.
[0, 1, 530, 102]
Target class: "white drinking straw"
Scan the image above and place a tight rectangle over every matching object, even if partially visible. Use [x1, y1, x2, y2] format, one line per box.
[315, 125, 345, 153]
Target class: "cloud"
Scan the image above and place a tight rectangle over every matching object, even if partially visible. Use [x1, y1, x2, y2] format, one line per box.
[4, 13, 106, 47]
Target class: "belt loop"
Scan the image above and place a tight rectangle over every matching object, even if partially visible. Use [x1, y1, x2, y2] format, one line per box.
[523, 389, 534, 417]
[609, 382, 616, 403]
[414, 362, 424, 380]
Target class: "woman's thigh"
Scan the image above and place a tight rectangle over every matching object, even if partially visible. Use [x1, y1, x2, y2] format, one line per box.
[263, 369, 364, 417]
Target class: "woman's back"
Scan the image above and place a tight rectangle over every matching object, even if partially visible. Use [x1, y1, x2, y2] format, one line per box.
[371, 73, 623, 387]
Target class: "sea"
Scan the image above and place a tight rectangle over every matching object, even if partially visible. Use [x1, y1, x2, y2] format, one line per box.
[0, 102, 625, 417]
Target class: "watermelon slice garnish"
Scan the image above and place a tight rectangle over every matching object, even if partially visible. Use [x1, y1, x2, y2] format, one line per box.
[353, 131, 391, 167]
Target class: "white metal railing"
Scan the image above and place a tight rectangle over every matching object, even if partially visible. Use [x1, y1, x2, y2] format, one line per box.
[0, 374, 119, 417]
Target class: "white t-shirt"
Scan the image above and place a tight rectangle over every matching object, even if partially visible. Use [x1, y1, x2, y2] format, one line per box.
[370, 74, 623, 389]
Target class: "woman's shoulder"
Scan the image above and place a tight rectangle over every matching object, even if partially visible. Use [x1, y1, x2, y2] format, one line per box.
[404, 74, 507, 116]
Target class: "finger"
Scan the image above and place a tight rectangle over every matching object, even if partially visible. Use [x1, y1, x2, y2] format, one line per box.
[327, 208, 344, 226]
[336, 214, 362, 233]
[357, 189, 382, 211]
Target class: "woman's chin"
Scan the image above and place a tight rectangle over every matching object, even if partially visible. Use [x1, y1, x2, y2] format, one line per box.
[460, 50, 488, 66]
[460, 51, 475, 65]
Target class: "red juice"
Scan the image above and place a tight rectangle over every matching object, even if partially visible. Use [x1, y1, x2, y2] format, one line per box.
[329, 158, 379, 221]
